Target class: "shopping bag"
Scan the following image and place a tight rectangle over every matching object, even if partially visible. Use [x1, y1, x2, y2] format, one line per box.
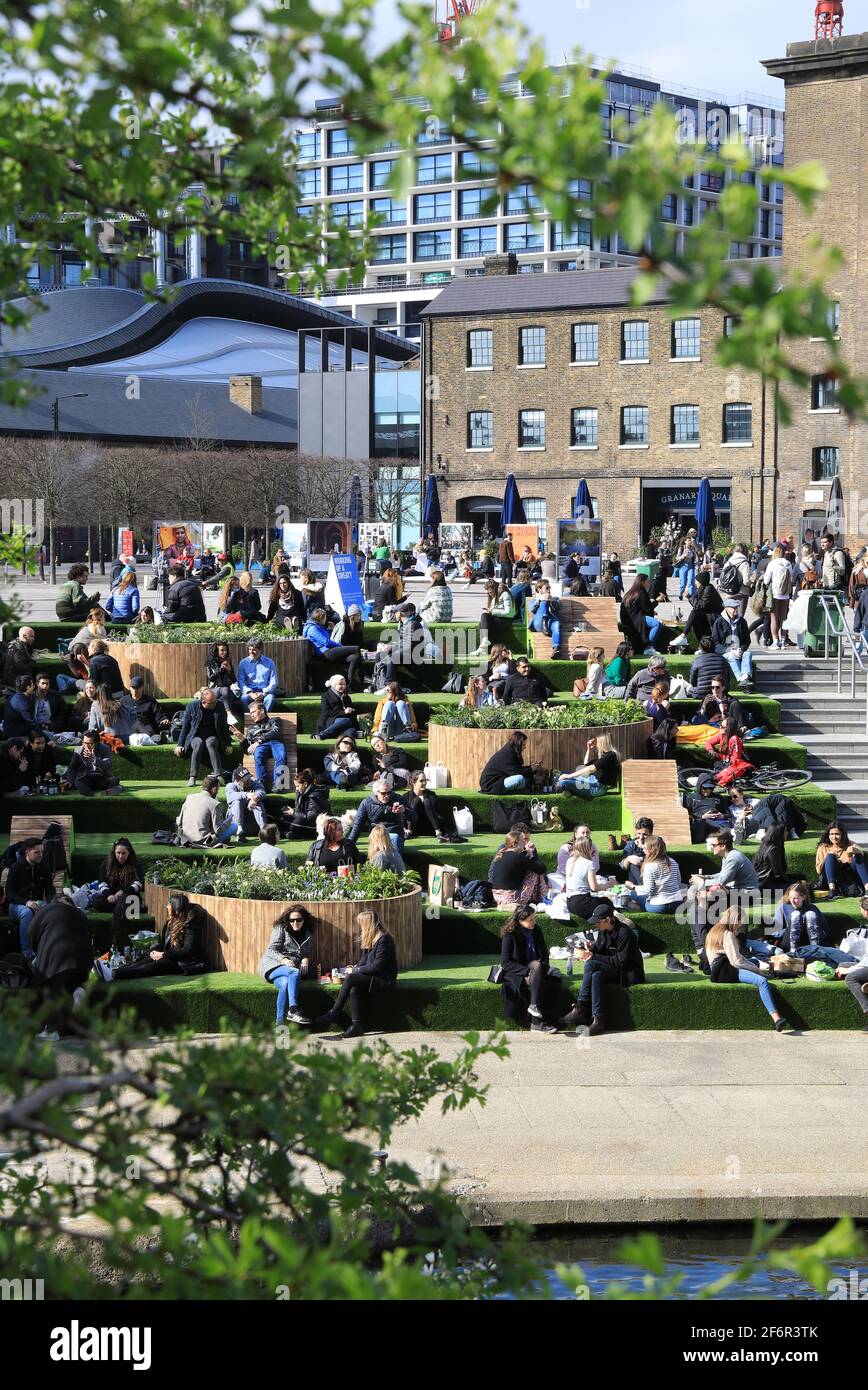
[428, 864, 459, 906]
[453, 806, 474, 837]
[424, 761, 449, 788]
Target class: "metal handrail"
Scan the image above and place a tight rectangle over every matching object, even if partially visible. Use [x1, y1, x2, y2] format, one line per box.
[816, 590, 868, 735]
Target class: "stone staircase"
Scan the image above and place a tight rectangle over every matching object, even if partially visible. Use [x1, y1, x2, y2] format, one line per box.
[754, 651, 868, 840]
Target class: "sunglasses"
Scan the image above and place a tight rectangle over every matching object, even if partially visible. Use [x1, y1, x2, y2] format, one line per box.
[289, 916, 304, 924]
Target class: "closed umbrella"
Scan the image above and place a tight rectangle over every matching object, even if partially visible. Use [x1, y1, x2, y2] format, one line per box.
[825, 475, 845, 542]
[694, 479, 716, 549]
[421, 474, 442, 538]
[573, 480, 594, 522]
[500, 473, 527, 531]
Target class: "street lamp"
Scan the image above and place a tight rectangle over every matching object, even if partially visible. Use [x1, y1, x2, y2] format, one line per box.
[51, 392, 88, 439]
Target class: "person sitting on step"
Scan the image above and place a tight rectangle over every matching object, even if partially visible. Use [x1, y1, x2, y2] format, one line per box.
[258, 904, 314, 1028]
[528, 581, 561, 652]
[176, 775, 239, 846]
[814, 823, 868, 898]
[63, 730, 123, 796]
[314, 910, 398, 1040]
[498, 905, 560, 1033]
[479, 730, 538, 795]
[250, 823, 289, 870]
[280, 768, 330, 838]
[702, 905, 786, 1032]
[175, 687, 233, 785]
[240, 698, 286, 791]
[225, 766, 268, 839]
[96, 893, 208, 982]
[488, 825, 549, 908]
[559, 902, 645, 1037]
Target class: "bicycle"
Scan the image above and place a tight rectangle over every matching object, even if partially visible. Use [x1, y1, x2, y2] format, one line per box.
[677, 762, 813, 796]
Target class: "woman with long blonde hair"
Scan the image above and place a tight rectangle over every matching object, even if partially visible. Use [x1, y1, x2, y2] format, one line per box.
[626, 835, 684, 912]
[367, 822, 406, 874]
[556, 733, 621, 795]
[225, 568, 263, 625]
[704, 905, 785, 1030]
[314, 909, 398, 1038]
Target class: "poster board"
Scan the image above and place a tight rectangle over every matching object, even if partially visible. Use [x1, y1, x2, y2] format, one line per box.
[438, 522, 473, 553]
[154, 521, 201, 566]
[281, 523, 308, 566]
[324, 554, 369, 618]
[119, 529, 134, 559]
[202, 523, 226, 555]
[557, 518, 603, 581]
[308, 518, 352, 572]
[357, 522, 395, 556]
[504, 523, 539, 564]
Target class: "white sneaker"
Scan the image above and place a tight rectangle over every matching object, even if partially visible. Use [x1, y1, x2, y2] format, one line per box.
[35, 1028, 60, 1043]
[669, 635, 689, 650]
[286, 1009, 311, 1026]
[93, 959, 113, 983]
[72, 987, 86, 1012]
[527, 1003, 542, 1019]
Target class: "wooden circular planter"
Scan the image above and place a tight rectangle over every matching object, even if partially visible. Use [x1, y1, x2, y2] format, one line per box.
[427, 720, 653, 789]
[145, 882, 422, 976]
[108, 638, 306, 699]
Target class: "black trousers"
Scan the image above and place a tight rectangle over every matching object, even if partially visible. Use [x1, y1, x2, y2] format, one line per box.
[89, 889, 143, 934]
[188, 735, 223, 777]
[113, 957, 183, 980]
[567, 893, 614, 922]
[332, 972, 391, 1024]
[72, 772, 119, 796]
[320, 644, 362, 689]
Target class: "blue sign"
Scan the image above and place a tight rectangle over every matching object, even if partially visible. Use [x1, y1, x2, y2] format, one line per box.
[325, 553, 370, 618]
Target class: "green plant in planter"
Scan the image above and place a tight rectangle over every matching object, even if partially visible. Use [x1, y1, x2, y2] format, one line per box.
[148, 859, 419, 903]
[119, 621, 293, 645]
[428, 700, 647, 730]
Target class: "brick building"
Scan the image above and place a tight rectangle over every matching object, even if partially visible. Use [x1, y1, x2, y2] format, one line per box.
[764, 30, 866, 547]
[420, 257, 776, 554]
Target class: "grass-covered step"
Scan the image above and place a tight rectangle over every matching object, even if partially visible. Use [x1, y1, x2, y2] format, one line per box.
[675, 735, 807, 771]
[72, 954, 867, 1034]
[670, 696, 782, 734]
[422, 905, 699, 957]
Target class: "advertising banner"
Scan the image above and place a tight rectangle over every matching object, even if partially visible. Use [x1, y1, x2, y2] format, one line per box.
[557, 518, 603, 581]
[308, 518, 352, 571]
[324, 554, 369, 617]
[438, 522, 473, 552]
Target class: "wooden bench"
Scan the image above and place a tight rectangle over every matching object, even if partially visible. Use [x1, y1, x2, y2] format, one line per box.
[6, 814, 74, 894]
[529, 596, 623, 660]
[242, 712, 297, 788]
[621, 760, 692, 846]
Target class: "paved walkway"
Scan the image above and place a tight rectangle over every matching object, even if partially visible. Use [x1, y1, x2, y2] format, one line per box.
[366, 1030, 868, 1225]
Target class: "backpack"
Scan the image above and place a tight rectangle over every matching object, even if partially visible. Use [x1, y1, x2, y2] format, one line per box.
[459, 878, 495, 910]
[366, 661, 389, 694]
[719, 563, 743, 596]
[490, 800, 532, 833]
[840, 549, 854, 586]
[169, 710, 184, 741]
[0, 955, 32, 989]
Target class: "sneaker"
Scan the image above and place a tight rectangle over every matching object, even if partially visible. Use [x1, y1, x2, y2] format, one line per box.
[93, 958, 113, 983]
[105, 784, 124, 796]
[643, 646, 657, 657]
[188, 776, 196, 787]
[669, 635, 689, 650]
[774, 1018, 787, 1032]
[286, 1009, 311, 1026]
[340, 1023, 364, 1039]
[681, 954, 694, 968]
[666, 952, 687, 973]
[527, 1003, 543, 1019]
[234, 831, 247, 843]
[530, 1021, 559, 1033]
[72, 987, 86, 1012]
[35, 1028, 60, 1043]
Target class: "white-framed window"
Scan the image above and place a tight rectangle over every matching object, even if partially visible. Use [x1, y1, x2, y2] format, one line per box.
[571, 408, 598, 447]
[519, 409, 545, 448]
[467, 411, 493, 449]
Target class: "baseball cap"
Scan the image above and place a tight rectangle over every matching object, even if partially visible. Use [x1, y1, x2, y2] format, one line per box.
[129, 676, 144, 689]
[588, 904, 615, 925]
[347, 604, 362, 616]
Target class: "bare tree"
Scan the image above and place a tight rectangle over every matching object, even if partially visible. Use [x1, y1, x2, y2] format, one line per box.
[288, 454, 358, 522]
[2, 435, 81, 582]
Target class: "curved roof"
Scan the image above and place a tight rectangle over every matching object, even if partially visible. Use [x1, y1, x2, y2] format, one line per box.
[1, 278, 417, 368]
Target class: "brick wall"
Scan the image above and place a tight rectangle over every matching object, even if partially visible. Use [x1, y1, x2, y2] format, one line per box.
[426, 303, 770, 553]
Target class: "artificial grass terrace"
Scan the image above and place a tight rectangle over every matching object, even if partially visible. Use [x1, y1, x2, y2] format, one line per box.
[71, 956, 862, 1034]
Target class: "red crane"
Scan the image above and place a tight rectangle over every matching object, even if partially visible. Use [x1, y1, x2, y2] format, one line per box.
[815, 1, 844, 39]
[436, 0, 483, 45]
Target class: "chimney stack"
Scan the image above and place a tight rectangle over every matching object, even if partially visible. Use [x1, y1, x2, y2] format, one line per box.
[229, 374, 263, 414]
[483, 252, 518, 277]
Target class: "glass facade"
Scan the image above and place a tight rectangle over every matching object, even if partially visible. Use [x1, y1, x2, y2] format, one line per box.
[373, 370, 421, 460]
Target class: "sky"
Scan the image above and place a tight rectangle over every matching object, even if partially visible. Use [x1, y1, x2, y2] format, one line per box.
[380, 0, 868, 104]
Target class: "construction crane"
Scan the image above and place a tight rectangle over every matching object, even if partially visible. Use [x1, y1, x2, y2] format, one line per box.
[435, 0, 484, 46]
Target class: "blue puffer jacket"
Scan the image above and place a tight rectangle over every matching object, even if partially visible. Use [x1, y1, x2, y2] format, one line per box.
[105, 583, 140, 621]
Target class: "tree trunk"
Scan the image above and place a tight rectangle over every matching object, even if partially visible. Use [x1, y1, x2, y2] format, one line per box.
[49, 518, 57, 584]
[242, 522, 248, 569]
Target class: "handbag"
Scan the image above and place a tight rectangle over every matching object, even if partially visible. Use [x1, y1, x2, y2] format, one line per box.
[491, 799, 532, 833]
[453, 806, 474, 837]
[530, 799, 548, 827]
[572, 678, 587, 697]
[487, 964, 504, 985]
[424, 761, 449, 788]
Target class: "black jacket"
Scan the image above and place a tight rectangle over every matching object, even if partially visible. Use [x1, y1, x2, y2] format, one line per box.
[307, 837, 359, 870]
[123, 693, 166, 734]
[405, 788, 447, 837]
[243, 715, 285, 750]
[688, 651, 732, 697]
[65, 746, 114, 784]
[226, 587, 262, 622]
[489, 848, 547, 891]
[347, 793, 408, 844]
[178, 697, 231, 753]
[159, 910, 206, 965]
[0, 748, 30, 795]
[711, 615, 751, 654]
[753, 838, 790, 889]
[30, 900, 92, 982]
[371, 580, 399, 619]
[588, 925, 646, 986]
[352, 931, 398, 989]
[316, 688, 358, 736]
[2, 639, 36, 688]
[164, 577, 206, 624]
[6, 857, 57, 906]
[480, 743, 529, 795]
[501, 672, 549, 706]
[499, 924, 549, 990]
[289, 781, 330, 827]
[206, 652, 237, 688]
[88, 651, 125, 694]
[3, 691, 36, 739]
[267, 590, 305, 629]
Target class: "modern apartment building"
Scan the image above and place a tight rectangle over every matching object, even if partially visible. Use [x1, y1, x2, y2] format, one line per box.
[294, 65, 785, 341]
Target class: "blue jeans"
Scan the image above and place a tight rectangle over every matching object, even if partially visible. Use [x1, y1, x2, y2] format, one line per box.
[819, 852, 868, 892]
[558, 774, 600, 795]
[530, 607, 560, 649]
[268, 964, 299, 1022]
[645, 616, 661, 646]
[725, 651, 754, 682]
[56, 674, 81, 692]
[254, 739, 286, 787]
[793, 944, 857, 967]
[9, 902, 35, 954]
[627, 895, 685, 913]
[677, 563, 696, 599]
[216, 818, 240, 844]
[578, 958, 620, 1017]
[241, 690, 275, 711]
[319, 716, 356, 741]
[738, 967, 776, 1017]
[378, 699, 412, 740]
[503, 774, 527, 791]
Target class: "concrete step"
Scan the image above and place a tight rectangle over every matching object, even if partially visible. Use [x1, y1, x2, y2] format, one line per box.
[784, 721, 868, 737]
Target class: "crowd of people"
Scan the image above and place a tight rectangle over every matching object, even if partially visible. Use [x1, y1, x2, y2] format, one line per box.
[3, 524, 867, 1042]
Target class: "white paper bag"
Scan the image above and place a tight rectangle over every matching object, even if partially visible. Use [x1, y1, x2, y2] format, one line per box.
[453, 806, 473, 837]
[424, 761, 449, 788]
